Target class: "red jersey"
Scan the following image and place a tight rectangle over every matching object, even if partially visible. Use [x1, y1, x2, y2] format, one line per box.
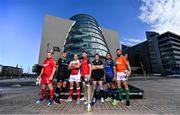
[70, 60, 80, 75]
[81, 58, 90, 76]
[42, 57, 56, 78]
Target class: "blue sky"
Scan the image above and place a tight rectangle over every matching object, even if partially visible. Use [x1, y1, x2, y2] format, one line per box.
[1, 0, 178, 72]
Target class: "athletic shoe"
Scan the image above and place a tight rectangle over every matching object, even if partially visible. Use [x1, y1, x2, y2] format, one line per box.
[35, 98, 44, 104]
[84, 101, 88, 105]
[100, 97, 104, 103]
[112, 99, 119, 106]
[92, 97, 96, 103]
[105, 97, 112, 102]
[76, 99, 80, 105]
[65, 96, 72, 102]
[54, 98, 61, 104]
[126, 100, 130, 106]
[47, 100, 53, 106]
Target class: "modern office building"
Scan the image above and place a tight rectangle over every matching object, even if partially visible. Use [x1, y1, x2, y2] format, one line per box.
[146, 32, 165, 74]
[122, 41, 151, 74]
[157, 31, 180, 75]
[123, 31, 180, 75]
[39, 14, 120, 64]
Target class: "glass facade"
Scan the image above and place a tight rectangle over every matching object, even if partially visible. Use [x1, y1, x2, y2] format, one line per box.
[64, 14, 110, 61]
[158, 32, 180, 74]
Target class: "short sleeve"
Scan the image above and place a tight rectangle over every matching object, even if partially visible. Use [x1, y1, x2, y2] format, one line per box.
[112, 60, 115, 66]
[51, 60, 56, 68]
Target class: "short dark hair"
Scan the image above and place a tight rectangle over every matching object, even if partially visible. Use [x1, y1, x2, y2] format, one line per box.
[48, 51, 54, 55]
[116, 49, 121, 52]
[63, 51, 67, 53]
[95, 53, 100, 56]
[82, 50, 87, 53]
[106, 53, 112, 58]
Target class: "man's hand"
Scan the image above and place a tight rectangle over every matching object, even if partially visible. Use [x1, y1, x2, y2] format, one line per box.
[127, 71, 132, 77]
[49, 75, 53, 81]
[113, 77, 116, 81]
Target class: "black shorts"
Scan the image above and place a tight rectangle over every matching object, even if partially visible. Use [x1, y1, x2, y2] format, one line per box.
[91, 75, 104, 81]
[81, 76, 85, 82]
[56, 73, 69, 82]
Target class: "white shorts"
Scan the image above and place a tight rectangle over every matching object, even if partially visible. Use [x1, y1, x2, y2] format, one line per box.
[69, 74, 81, 82]
[117, 72, 128, 81]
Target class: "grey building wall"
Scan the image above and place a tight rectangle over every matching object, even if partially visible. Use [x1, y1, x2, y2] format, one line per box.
[101, 28, 120, 60]
[39, 15, 120, 64]
[38, 15, 74, 64]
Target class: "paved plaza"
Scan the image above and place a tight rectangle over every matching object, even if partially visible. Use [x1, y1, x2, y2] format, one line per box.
[0, 78, 180, 114]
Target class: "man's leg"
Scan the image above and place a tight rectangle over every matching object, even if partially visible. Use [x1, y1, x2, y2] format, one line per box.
[76, 82, 81, 104]
[36, 84, 46, 104]
[123, 80, 130, 106]
[61, 81, 67, 98]
[47, 83, 54, 106]
[112, 80, 122, 106]
[92, 81, 97, 103]
[98, 80, 104, 103]
[55, 82, 62, 97]
[81, 81, 87, 101]
[40, 84, 46, 100]
[66, 82, 73, 102]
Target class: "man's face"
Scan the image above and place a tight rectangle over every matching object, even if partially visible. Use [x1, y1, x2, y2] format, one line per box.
[116, 50, 122, 57]
[82, 52, 87, 58]
[106, 54, 111, 60]
[47, 53, 52, 58]
[62, 52, 67, 58]
[95, 55, 99, 60]
[74, 54, 78, 60]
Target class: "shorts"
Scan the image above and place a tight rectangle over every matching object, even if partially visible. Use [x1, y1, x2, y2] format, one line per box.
[117, 72, 128, 81]
[106, 77, 113, 83]
[69, 74, 81, 82]
[81, 75, 90, 82]
[41, 77, 53, 85]
[57, 73, 69, 82]
[91, 75, 104, 81]
[105, 72, 114, 83]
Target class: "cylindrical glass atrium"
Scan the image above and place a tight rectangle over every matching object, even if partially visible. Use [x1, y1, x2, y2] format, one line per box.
[64, 14, 110, 61]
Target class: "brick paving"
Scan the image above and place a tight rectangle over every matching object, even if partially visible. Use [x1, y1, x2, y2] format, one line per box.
[0, 78, 180, 114]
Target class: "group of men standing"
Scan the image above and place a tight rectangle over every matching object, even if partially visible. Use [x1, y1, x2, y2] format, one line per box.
[36, 49, 132, 110]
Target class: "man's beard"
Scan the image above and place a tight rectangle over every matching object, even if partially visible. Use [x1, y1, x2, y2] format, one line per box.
[117, 54, 121, 57]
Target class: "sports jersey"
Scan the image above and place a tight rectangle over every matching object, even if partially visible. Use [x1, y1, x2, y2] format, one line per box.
[42, 57, 56, 78]
[91, 60, 104, 79]
[105, 59, 114, 76]
[115, 56, 127, 72]
[69, 60, 80, 75]
[57, 58, 68, 75]
[81, 57, 90, 77]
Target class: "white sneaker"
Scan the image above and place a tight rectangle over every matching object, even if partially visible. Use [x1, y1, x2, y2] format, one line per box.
[84, 101, 87, 105]
[93, 97, 96, 103]
[101, 97, 104, 103]
[76, 99, 80, 105]
[65, 97, 72, 102]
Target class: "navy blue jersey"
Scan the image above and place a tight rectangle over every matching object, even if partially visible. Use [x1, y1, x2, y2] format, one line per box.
[105, 59, 114, 77]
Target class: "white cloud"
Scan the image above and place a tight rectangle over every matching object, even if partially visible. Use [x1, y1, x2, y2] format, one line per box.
[138, 0, 180, 35]
[121, 38, 145, 46]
